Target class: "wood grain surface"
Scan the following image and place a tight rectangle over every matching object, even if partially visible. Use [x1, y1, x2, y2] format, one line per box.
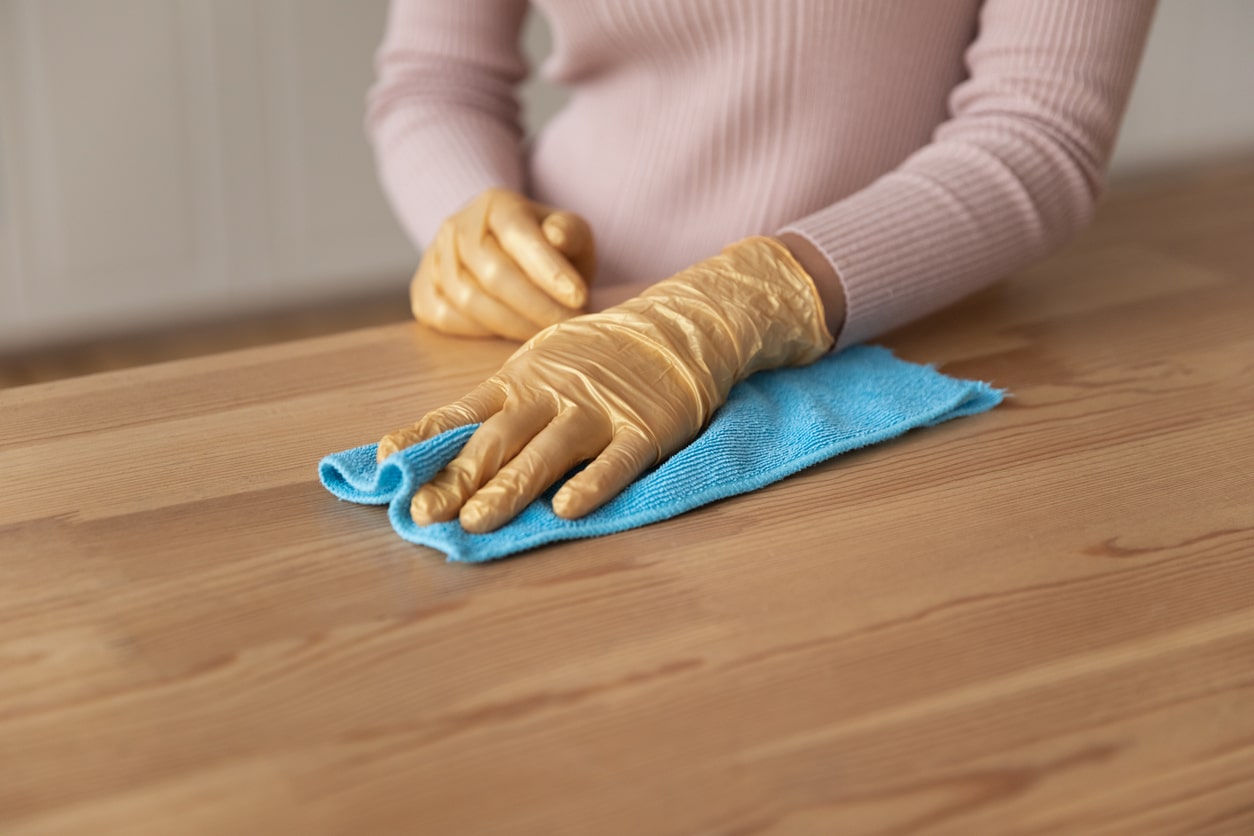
[0, 291, 411, 389]
[2, 165, 1253, 835]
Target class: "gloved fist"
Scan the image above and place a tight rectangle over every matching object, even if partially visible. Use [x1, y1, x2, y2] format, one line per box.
[379, 236, 834, 533]
[411, 188, 597, 341]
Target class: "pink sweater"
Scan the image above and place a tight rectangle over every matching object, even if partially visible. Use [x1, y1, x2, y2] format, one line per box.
[368, 1, 1155, 349]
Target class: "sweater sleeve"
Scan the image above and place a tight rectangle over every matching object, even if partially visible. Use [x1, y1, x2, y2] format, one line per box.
[367, 0, 531, 250]
[779, 0, 1157, 350]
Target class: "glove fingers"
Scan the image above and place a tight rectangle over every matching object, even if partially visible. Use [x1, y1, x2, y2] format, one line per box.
[458, 409, 606, 534]
[551, 428, 658, 519]
[410, 400, 553, 525]
[410, 249, 494, 338]
[541, 212, 597, 287]
[429, 229, 537, 341]
[461, 233, 582, 330]
[488, 198, 587, 309]
[376, 379, 506, 462]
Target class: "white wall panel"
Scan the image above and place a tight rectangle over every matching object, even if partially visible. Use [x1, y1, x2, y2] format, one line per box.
[259, 0, 412, 292]
[0, 0, 235, 348]
[0, 0, 412, 350]
[0, 1, 24, 329]
[16, 0, 199, 294]
[1112, 1, 1254, 176]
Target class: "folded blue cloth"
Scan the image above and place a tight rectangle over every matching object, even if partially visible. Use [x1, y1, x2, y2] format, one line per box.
[320, 345, 1002, 562]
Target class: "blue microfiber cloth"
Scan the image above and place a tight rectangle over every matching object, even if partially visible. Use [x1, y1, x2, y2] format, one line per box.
[320, 345, 1002, 562]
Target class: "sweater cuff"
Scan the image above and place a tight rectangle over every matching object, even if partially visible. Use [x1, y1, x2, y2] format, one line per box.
[779, 156, 1043, 352]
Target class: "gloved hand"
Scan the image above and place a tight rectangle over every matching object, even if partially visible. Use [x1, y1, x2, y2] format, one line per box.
[379, 236, 834, 533]
[410, 188, 597, 341]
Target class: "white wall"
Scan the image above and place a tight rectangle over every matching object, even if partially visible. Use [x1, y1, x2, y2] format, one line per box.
[1110, 0, 1254, 175]
[0, 0, 415, 350]
[1, 0, 1251, 350]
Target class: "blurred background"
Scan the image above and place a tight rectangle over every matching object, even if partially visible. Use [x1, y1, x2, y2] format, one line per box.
[0, 0, 1252, 384]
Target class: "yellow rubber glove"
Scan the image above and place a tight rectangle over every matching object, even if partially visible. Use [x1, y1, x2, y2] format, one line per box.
[379, 236, 834, 533]
[411, 188, 597, 341]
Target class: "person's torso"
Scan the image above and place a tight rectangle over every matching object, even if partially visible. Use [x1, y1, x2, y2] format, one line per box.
[527, 0, 981, 285]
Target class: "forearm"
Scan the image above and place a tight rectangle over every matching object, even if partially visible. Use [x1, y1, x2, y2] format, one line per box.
[587, 238, 845, 347]
[779, 0, 1156, 349]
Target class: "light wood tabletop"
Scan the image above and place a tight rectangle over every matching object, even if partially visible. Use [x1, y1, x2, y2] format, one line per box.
[2, 165, 1253, 835]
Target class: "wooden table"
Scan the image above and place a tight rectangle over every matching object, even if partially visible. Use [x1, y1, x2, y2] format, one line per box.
[3, 166, 1253, 835]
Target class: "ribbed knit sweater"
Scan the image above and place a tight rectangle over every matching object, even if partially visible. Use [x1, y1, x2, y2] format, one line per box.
[368, 0, 1155, 349]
